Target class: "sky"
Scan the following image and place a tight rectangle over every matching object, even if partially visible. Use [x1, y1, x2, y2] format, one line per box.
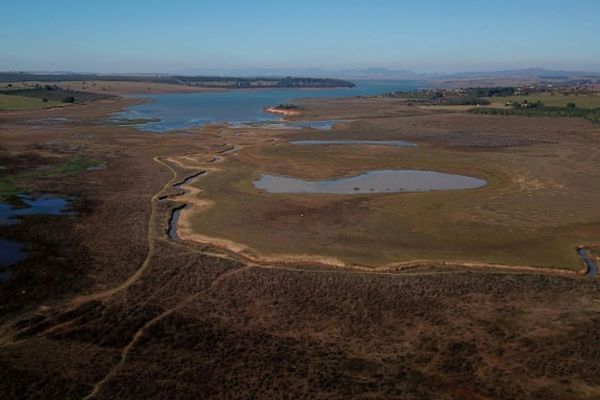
[2, 0, 600, 74]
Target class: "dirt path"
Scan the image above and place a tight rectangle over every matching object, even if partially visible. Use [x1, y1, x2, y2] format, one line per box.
[71, 157, 178, 305]
[82, 265, 253, 399]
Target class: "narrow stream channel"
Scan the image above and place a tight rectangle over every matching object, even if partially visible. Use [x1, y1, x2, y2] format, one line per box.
[166, 204, 187, 240]
[172, 171, 206, 188]
[578, 247, 599, 276]
[164, 170, 207, 240]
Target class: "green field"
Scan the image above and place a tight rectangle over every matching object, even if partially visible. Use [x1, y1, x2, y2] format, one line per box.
[0, 157, 98, 199]
[489, 93, 600, 108]
[0, 93, 63, 111]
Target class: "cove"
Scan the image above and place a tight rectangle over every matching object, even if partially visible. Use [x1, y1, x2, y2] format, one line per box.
[113, 80, 425, 132]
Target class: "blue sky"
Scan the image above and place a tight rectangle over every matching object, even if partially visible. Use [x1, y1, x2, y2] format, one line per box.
[2, 0, 600, 73]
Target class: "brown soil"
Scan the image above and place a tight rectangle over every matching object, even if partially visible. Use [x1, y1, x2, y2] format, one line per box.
[0, 93, 598, 400]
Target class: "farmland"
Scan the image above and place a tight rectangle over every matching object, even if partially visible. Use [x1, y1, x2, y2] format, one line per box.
[0, 93, 63, 111]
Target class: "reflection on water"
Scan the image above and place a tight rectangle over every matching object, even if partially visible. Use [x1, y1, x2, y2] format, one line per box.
[0, 194, 75, 281]
[0, 239, 27, 282]
[291, 140, 417, 147]
[254, 169, 486, 194]
[0, 194, 74, 226]
[113, 80, 425, 132]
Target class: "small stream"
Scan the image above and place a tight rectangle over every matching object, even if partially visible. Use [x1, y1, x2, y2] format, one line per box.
[166, 204, 187, 240]
[172, 171, 206, 188]
[164, 170, 207, 240]
[578, 247, 599, 276]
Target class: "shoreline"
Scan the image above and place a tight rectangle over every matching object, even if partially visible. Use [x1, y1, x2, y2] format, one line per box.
[164, 154, 587, 276]
[264, 106, 301, 116]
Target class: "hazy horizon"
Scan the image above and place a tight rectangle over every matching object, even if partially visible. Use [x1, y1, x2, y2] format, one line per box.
[2, 0, 600, 75]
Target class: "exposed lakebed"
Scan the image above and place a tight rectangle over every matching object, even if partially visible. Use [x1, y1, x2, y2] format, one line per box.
[291, 140, 417, 147]
[254, 169, 487, 194]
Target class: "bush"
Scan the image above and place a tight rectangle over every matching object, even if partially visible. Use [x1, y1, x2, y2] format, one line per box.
[471, 104, 600, 125]
[62, 96, 75, 103]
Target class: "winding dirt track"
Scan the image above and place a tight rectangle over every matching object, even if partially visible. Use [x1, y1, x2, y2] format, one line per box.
[71, 157, 178, 306]
[83, 265, 253, 399]
[2, 145, 597, 398]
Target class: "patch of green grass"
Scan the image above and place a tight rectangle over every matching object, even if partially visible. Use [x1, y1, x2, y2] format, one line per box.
[52, 157, 98, 174]
[0, 157, 98, 199]
[472, 104, 600, 124]
[488, 93, 600, 109]
[0, 179, 18, 198]
[0, 93, 63, 111]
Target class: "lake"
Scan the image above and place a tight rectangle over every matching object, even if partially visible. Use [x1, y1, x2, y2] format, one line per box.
[113, 80, 425, 132]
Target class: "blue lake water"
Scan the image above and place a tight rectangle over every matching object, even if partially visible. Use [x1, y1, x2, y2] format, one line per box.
[113, 80, 425, 132]
[0, 194, 75, 281]
[0, 194, 74, 226]
[0, 239, 27, 281]
[254, 170, 487, 194]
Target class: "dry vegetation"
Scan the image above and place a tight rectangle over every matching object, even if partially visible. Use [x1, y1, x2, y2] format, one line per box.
[0, 88, 598, 400]
[184, 101, 600, 270]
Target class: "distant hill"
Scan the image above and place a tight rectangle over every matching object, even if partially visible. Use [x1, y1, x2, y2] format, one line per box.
[440, 68, 600, 79]
[0, 72, 355, 88]
[173, 67, 600, 80]
[2, 68, 599, 85]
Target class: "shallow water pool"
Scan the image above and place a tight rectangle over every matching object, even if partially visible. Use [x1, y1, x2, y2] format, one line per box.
[254, 169, 486, 194]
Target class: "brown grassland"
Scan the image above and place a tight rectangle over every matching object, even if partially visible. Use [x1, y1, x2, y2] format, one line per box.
[0, 88, 598, 400]
[185, 98, 600, 270]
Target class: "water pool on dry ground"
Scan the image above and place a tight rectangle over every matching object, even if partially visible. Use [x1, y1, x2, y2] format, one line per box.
[254, 169, 487, 194]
